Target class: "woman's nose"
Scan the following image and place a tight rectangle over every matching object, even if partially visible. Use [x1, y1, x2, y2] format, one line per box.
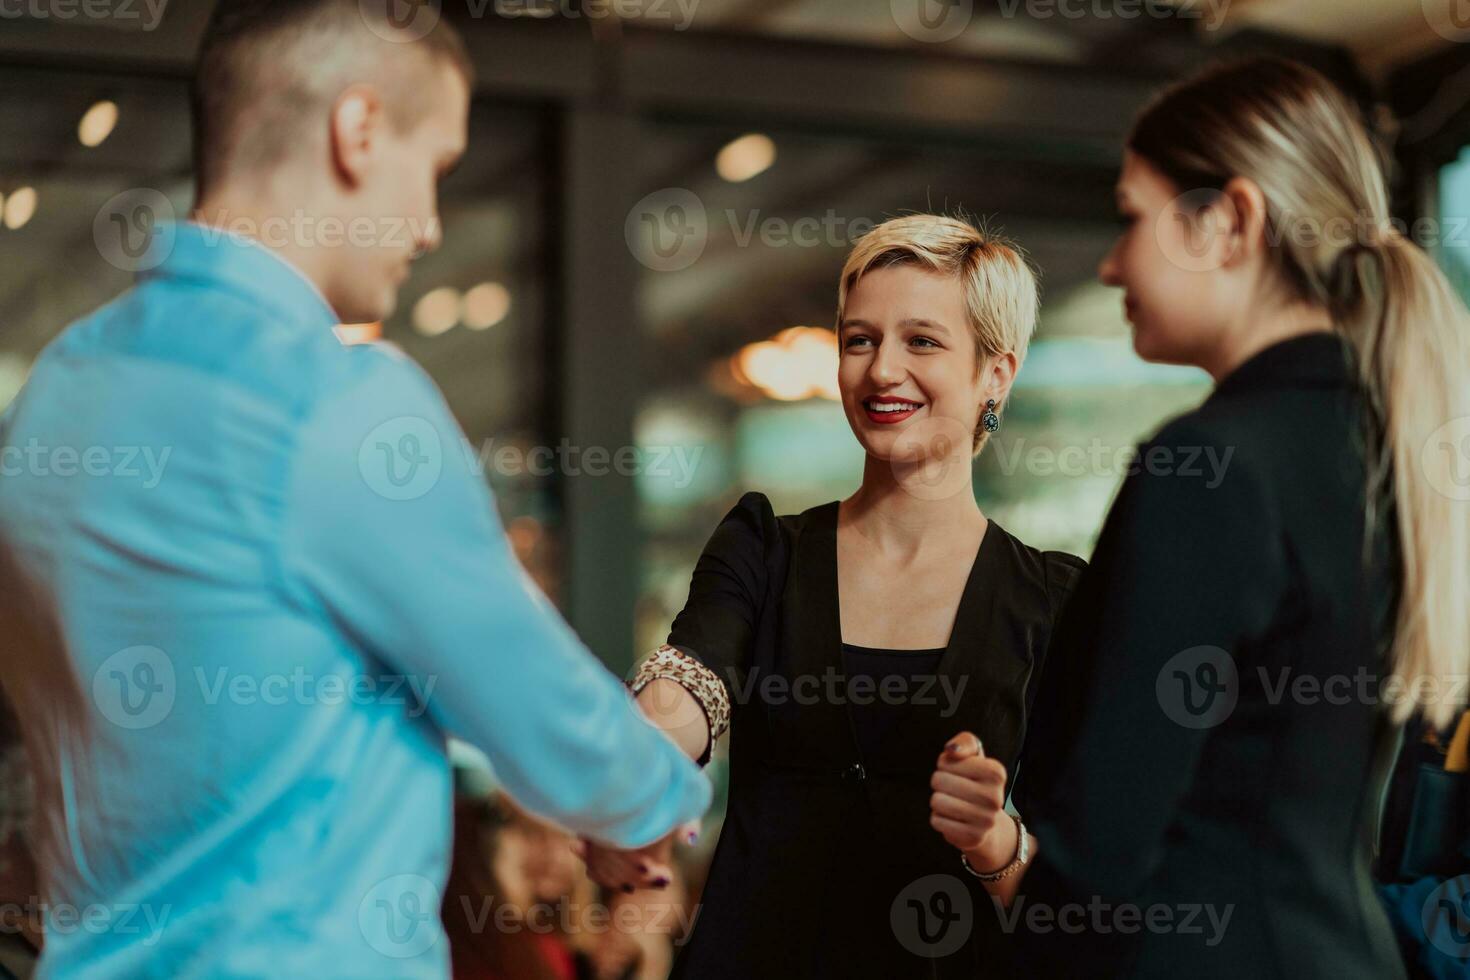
[869, 343, 904, 385]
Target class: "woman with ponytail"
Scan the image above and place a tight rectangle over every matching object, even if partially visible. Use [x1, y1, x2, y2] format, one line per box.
[1006, 56, 1470, 979]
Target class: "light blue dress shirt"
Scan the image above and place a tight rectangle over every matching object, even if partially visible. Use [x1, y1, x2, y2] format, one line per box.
[0, 223, 709, 978]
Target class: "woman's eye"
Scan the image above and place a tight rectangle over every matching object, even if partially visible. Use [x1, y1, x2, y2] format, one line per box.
[911, 337, 939, 349]
[844, 336, 872, 349]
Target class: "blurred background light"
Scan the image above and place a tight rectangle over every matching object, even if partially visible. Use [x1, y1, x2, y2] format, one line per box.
[716, 133, 776, 183]
[412, 287, 461, 336]
[3, 187, 37, 230]
[462, 281, 511, 330]
[732, 326, 839, 402]
[78, 100, 119, 148]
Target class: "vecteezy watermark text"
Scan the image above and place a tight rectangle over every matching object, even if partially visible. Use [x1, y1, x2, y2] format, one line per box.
[991, 437, 1234, 487]
[1, 898, 172, 946]
[889, 0, 1231, 44]
[91, 645, 438, 731]
[726, 667, 969, 717]
[1157, 645, 1470, 729]
[991, 895, 1234, 947]
[0, 440, 171, 488]
[0, 0, 169, 29]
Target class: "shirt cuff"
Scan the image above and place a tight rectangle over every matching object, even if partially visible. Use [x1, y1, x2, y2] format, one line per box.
[629, 644, 731, 765]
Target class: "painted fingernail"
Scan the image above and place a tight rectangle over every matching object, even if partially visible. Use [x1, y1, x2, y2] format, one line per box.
[637, 862, 649, 874]
[653, 876, 670, 888]
[686, 830, 699, 845]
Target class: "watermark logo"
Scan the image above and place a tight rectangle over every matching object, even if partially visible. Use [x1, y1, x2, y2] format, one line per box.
[0, 0, 171, 30]
[1156, 188, 1241, 274]
[493, 0, 700, 29]
[724, 665, 969, 716]
[990, 437, 1233, 486]
[361, 0, 442, 41]
[992, 895, 1233, 944]
[889, 415, 975, 502]
[94, 188, 176, 273]
[359, 874, 441, 959]
[1424, 876, 1470, 958]
[626, 188, 708, 272]
[1423, 416, 1470, 502]
[3, 899, 173, 945]
[359, 416, 444, 501]
[467, 438, 704, 488]
[891, 0, 974, 43]
[1423, 0, 1470, 43]
[891, 874, 972, 957]
[0, 440, 172, 487]
[1155, 645, 1237, 729]
[92, 646, 176, 731]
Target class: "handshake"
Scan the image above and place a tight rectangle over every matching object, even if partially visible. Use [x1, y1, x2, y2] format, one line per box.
[571, 728, 1019, 893]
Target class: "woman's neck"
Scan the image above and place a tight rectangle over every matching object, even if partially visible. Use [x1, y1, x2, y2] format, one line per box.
[1205, 300, 1335, 383]
[843, 454, 984, 557]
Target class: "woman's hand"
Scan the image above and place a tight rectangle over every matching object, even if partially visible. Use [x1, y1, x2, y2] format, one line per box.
[928, 730, 1016, 872]
[572, 820, 699, 894]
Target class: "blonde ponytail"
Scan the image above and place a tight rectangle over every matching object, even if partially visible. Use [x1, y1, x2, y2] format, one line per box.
[1367, 232, 1470, 727]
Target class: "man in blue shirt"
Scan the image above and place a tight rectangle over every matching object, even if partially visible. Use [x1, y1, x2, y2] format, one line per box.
[0, 3, 709, 977]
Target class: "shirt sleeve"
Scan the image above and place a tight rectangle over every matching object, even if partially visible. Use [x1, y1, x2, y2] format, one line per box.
[1009, 550, 1086, 816]
[628, 492, 774, 764]
[666, 492, 772, 681]
[1013, 418, 1286, 971]
[279, 348, 710, 848]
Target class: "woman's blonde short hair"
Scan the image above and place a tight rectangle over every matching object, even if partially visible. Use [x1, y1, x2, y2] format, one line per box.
[836, 214, 1039, 455]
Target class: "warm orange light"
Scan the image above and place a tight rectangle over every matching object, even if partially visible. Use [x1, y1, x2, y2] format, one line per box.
[4, 187, 37, 230]
[462, 282, 511, 330]
[413, 287, 461, 336]
[79, 101, 119, 148]
[730, 326, 839, 402]
[716, 133, 776, 183]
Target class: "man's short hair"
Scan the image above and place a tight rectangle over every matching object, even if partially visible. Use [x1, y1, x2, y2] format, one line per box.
[191, 0, 474, 197]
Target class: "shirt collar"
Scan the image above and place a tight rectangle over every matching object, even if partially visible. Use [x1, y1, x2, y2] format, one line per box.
[140, 221, 339, 330]
[1212, 331, 1356, 398]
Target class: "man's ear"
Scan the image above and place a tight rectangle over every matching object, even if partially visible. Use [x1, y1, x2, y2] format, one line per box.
[1220, 176, 1270, 267]
[329, 84, 385, 187]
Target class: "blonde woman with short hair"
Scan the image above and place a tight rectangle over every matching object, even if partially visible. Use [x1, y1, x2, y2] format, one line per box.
[578, 214, 1085, 977]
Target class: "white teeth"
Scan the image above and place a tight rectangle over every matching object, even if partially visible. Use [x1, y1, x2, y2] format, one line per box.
[866, 401, 921, 413]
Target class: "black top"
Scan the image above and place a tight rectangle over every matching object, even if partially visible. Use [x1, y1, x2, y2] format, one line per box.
[841, 644, 946, 764]
[664, 496, 1084, 979]
[1012, 333, 1405, 980]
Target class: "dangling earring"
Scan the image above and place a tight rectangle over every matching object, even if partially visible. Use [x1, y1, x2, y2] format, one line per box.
[981, 399, 1000, 433]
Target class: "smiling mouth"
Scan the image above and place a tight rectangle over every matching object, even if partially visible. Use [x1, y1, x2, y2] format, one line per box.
[862, 398, 924, 423]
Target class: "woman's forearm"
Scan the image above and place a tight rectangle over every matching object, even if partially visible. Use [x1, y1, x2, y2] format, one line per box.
[635, 678, 711, 763]
[963, 819, 1036, 908]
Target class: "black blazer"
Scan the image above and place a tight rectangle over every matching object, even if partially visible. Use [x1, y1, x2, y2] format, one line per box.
[1012, 333, 1406, 980]
[664, 493, 1083, 979]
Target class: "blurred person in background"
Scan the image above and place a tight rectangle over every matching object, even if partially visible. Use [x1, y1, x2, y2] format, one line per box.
[444, 793, 679, 980]
[581, 214, 1086, 977]
[1008, 56, 1470, 979]
[0, 3, 707, 977]
[0, 541, 67, 980]
[0, 698, 40, 979]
